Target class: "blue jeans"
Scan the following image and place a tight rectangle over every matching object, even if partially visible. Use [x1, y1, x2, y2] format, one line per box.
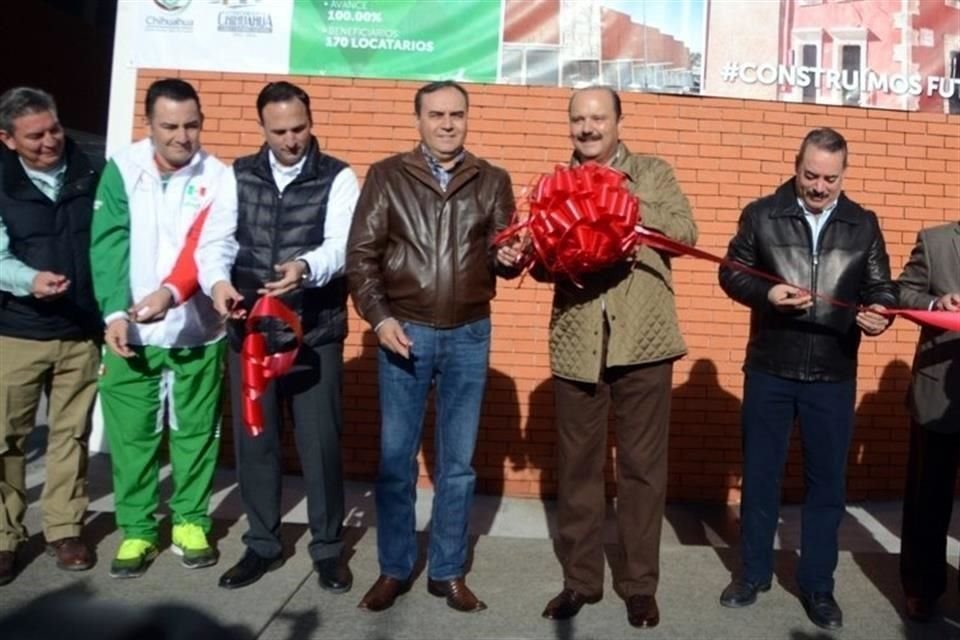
[739, 368, 856, 594]
[375, 317, 491, 581]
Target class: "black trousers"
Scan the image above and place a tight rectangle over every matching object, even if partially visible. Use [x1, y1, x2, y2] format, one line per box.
[900, 421, 960, 600]
[227, 341, 345, 562]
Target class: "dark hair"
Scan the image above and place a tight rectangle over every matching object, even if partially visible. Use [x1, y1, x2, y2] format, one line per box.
[145, 79, 201, 119]
[569, 86, 622, 119]
[0, 87, 57, 133]
[256, 81, 312, 122]
[414, 81, 469, 116]
[796, 127, 848, 169]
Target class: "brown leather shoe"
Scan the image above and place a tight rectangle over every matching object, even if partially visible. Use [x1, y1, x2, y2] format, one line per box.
[427, 578, 487, 613]
[542, 588, 602, 620]
[905, 595, 936, 622]
[0, 550, 15, 586]
[626, 594, 660, 628]
[358, 575, 410, 612]
[46, 537, 94, 571]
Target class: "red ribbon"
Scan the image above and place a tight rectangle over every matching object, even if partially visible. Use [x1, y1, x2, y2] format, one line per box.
[494, 164, 640, 285]
[241, 296, 303, 437]
[495, 167, 959, 333]
[634, 226, 960, 332]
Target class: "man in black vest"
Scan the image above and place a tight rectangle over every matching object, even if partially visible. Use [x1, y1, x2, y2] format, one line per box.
[196, 81, 359, 592]
[0, 87, 101, 585]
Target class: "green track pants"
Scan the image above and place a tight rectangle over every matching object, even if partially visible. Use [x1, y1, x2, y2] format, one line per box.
[99, 340, 225, 543]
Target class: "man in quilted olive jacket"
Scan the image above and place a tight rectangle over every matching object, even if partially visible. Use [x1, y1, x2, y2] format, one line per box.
[536, 86, 697, 629]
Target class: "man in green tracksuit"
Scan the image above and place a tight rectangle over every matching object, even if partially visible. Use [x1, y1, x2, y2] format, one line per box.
[90, 79, 234, 578]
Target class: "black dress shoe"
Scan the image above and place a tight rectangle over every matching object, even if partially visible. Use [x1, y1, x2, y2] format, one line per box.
[542, 588, 602, 620]
[314, 557, 352, 594]
[800, 591, 843, 630]
[626, 595, 659, 628]
[218, 549, 283, 590]
[905, 595, 936, 622]
[719, 578, 772, 608]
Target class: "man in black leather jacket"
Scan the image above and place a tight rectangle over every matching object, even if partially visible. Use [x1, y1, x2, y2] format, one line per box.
[716, 128, 896, 631]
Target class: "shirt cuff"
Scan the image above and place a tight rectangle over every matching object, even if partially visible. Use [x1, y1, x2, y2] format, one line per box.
[104, 310, 129, 326]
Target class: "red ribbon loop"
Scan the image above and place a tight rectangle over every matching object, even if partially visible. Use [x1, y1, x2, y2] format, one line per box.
[240, 296, 304, 437]
[494, 163, 640, 285]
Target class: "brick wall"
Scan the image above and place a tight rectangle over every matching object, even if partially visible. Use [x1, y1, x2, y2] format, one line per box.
[133, 69, 960, 503]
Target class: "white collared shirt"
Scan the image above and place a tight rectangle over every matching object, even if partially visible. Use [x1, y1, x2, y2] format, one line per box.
[797, 197, 838, 254]
[20, 158, 66, 201]
[268, 150, 307, 194]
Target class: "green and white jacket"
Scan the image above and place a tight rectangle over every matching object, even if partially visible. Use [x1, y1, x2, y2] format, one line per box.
[91, 138, 233, 348]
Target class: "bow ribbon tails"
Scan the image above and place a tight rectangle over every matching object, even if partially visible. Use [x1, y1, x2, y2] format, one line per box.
[241, 296, 304, 437]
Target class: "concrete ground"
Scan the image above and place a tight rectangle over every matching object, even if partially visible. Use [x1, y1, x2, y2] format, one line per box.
[2, 437, 959, 639]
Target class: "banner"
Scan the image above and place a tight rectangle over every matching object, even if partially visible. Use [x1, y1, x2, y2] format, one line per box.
[128, 0, 960, 114]
[290, 0, 501, 81]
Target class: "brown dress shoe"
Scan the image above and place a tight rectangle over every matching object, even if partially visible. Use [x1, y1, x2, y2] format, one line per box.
[0, 550, 15, 586]
[427, 578, 487, 613]
[626, 594, 659, 628]
[46, 537, 94, 571]
[358, 575, 410, 612]
[905, 595, 936, 622]
[542, 588, 602, 620]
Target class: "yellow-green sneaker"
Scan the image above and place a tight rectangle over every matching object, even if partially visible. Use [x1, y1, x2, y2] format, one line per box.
[109, 539, 158, 579]
[171, 523, 217, 569]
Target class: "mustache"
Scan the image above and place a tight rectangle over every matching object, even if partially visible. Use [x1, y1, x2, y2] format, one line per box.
[576, 133, 603, 142]
[806, 189, 829, 199]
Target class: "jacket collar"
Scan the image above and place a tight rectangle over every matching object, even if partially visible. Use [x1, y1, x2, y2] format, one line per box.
[569, 141, 634, 181]
[1, 137, 93, 202]
[771, 178, 860, 224]
[400, 145, 480, 196]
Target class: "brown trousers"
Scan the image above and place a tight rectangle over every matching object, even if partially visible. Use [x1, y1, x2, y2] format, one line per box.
[0, 336, 99, 550]
[553, 359, 672, 598]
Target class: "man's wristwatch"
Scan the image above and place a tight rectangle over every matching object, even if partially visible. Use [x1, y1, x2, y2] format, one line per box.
[297, 259, 311, 284]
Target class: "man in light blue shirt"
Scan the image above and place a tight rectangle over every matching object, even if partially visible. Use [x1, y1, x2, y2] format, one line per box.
[0, 87, 102, 585]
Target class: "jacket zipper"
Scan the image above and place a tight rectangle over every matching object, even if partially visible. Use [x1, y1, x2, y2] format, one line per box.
[272, 185, 283, 274]
[801, 217, 816, 376]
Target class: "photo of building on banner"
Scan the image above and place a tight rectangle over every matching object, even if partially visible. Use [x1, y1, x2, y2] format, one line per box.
[503, 0, 959, 113]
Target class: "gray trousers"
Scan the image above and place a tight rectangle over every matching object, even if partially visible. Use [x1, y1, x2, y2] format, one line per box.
[227, 341, 345, 562]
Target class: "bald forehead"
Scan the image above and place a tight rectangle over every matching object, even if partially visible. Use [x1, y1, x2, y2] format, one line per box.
[569, 88, 616, 114]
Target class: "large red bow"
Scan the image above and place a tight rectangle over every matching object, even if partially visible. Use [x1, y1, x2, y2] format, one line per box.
[494, 163, 640, 285]
[241, 296, 303, 437]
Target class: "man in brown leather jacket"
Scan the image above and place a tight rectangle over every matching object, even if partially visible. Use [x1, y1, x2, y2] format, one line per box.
[346, 80, 519, 614]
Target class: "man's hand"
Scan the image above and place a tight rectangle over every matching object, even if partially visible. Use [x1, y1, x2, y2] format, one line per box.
[259, 261, 307, 297]
[934, 292, 960, 311]
[104, 318, 134, 358]
[496, 237, 529, 267]
[31, 271, 70, 300]
[376, 318, 413, 359]
[767, 284, 813, 312]
[212, 280, 246, 319]
[856, 303, 892, 336]
[129, 287, 174, 323]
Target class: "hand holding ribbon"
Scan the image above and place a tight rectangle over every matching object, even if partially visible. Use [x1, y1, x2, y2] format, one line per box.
[633, 226, 960, 333]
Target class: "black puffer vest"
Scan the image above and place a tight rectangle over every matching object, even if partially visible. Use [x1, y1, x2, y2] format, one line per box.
[0, 140, 101, 340]
[229, 140, 348, 350]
